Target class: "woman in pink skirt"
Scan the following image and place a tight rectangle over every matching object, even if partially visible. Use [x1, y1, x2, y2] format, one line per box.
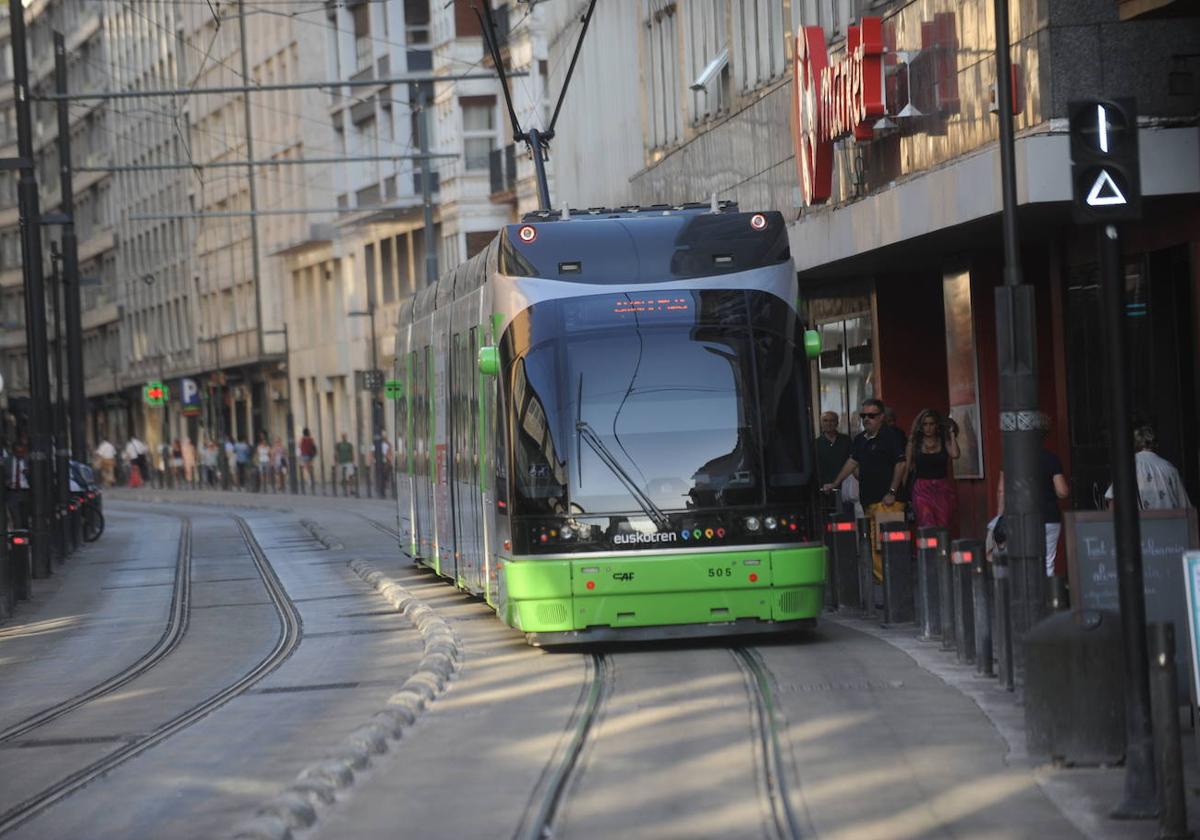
[905, 409, 961, 529]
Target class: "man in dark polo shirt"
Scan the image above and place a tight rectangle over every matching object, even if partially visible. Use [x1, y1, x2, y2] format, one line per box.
[822, 398, 907, 582]
[815, 411, 852, 489]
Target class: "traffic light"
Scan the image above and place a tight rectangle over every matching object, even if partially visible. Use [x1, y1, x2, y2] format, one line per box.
[1068, 98, 1141, 224]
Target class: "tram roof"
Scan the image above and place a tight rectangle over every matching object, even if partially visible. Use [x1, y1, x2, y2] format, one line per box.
[521, 201, 739, 222]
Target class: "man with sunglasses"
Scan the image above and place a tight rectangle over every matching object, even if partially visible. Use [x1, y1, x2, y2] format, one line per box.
[822, 398, 908, 585]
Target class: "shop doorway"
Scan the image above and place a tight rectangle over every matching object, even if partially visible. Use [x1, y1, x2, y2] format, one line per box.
[1064, 244, 1197, 509]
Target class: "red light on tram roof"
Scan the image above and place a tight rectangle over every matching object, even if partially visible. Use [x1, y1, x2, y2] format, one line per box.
[750, 213, 768, 230]
[518, 225, 537, 243]
[749, 573, 759, 582]
[586, 580, 595, 590]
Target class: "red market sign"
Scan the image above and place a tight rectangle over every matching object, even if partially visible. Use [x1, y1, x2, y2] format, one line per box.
[792, 17, 885, 205]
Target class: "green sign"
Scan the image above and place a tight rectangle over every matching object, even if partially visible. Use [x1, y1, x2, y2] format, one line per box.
[384, 379, 404, 400]
[143, 381, 169, 406]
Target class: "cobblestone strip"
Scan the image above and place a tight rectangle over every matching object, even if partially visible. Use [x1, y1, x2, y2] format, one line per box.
[230, 558, 461, 840]
[298, 519, 344, 551]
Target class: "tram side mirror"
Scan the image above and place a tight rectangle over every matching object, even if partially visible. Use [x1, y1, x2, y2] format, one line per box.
[803, 329, 821, 360]
[478, 345, 500, 377]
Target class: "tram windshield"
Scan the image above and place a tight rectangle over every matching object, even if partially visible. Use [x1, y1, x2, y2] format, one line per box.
[507, 290, 811, 518]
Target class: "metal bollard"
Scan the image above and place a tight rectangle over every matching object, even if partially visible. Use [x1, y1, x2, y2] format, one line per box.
[951, 540, 976, 665]
[858, 517, 876, 620]
[10, 531, 31, 601]
[880, 522, 914, 625]
[1149, 623, 1190, 840]
[826, 513, 860, 611]
[994, 548, 1015, 691]
[916, 527, 948, 641]
[967, 539, 993, 677]
[940, 533, 956, 652]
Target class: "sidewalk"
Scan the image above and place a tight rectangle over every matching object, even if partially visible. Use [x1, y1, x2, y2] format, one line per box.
[833, 614, 1199, 840]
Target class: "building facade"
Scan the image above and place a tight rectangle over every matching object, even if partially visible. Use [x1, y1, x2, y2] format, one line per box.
[548, 0, 1200, 551]
[0, 0, 122, 451]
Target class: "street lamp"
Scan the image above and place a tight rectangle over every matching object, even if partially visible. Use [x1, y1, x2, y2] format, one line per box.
[347, 306, 385, 498]
[262, 325, 298, 494]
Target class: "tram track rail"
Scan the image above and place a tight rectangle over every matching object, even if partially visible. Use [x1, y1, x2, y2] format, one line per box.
[515, 652, 611, 840]
[732, 646, 804, 840]
[0, 516, 194, 744]
[355, 512, 402, 542]
[0, 514, 302, 835]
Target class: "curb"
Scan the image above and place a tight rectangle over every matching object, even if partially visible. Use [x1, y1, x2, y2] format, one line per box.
[299, 518, 344, 551]
[230, 558, 461, 840]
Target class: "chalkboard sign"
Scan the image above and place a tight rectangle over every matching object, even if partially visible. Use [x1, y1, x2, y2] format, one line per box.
[1066, 509, 1199, 702]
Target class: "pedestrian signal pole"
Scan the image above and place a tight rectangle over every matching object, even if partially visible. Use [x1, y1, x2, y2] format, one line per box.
[1069, 97, 1155, 819]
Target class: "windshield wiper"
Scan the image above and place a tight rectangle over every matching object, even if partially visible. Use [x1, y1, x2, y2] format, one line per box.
[575, 419, 671, 531]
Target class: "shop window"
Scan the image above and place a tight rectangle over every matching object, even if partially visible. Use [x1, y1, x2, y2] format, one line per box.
[814, 312, 874, 436]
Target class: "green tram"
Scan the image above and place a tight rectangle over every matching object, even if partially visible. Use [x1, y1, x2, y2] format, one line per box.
[392, 203, 827, 645]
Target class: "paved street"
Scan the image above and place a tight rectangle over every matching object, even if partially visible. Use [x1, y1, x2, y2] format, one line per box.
[0, 491, 1187, 839]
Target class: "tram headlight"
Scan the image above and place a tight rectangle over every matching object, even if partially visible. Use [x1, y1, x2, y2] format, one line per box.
[764, 516, 778, 531]
[744, 516, 761, 533]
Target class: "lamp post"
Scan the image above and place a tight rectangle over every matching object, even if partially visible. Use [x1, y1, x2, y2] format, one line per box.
[262, 325, 297, 494]
[48, 243, 69, 555]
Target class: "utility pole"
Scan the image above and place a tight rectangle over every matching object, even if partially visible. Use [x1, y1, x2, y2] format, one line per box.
[49, 244, 69, 543]
[264, 326, 298, 494]
[10, 0, 54, 578]
[55, 32, 86, 467]
[992, 0, 1044, 681]
[237, 0, 266, 361]
[417, 85, 438, 286]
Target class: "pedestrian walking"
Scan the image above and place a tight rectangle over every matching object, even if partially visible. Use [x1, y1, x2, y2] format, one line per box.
[815, 411, 852, 513]
[202, 439, 220, 487]
[171, 439, 185, 486]
[126, 436, 149, 487]
[94, 438, 116, 487]
[822, 398, 907, 587]
[271, 437, 287, 491]
[255, 434, 271, 492]
[235, 438, 252, 489]
[904, 408, 960, 529]
[993, 421, 1070, 576]
[182, 437, 197, 487]
[298, 428, 317, 493]
[336, 433, 357, 496]
[224, 437, 239, 489]
[1105, 425, 1193, 510]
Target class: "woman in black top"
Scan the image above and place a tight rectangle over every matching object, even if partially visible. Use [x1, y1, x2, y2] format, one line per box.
[904, 409, 961, 529]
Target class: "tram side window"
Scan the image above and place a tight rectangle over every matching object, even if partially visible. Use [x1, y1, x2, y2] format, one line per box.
[469, 326, 480, 479]
[754, 330, 813, 498]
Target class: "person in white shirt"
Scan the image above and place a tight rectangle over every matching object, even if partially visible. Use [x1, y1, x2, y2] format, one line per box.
[95, 439, 117, 486]
[1106, 426, 1193, 510]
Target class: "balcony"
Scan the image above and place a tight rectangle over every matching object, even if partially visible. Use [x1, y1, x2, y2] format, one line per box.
[488, 144, 517, 197]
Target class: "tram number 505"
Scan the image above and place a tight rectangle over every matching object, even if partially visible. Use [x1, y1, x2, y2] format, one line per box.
[708, 567, 732, 578]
